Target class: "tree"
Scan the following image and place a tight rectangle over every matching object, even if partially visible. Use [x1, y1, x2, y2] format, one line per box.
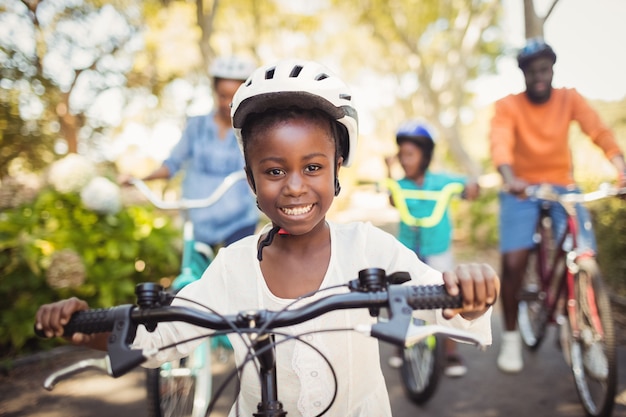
[330, 0, 502, 178]
[0, 0, 143, 174]
[523, 0, 560, 38]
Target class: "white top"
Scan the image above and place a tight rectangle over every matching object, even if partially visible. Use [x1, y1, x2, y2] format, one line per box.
[135, 221, 492, 417]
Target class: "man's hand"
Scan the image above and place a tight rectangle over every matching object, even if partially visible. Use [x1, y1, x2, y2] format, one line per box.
[498, 164, 528, 195]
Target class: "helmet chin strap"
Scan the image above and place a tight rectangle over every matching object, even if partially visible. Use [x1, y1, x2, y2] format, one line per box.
[257, 225, 290, 261]
[254, 164, 338, 261]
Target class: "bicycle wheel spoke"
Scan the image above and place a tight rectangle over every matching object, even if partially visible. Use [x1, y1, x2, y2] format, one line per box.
[400, 334, 443, 405]
[569, 259, 616, 417]
[517, 250, 549, 350]
[147, 341, 213, 417]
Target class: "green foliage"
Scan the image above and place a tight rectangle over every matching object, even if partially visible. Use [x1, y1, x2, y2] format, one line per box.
[589, 199, 626, 298]
[466, 187, 499, 248]
[0, 187, 181, 359]
[452, 187, 499, 249]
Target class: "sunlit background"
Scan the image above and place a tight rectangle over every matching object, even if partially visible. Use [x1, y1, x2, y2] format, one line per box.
[3, 0, 626, 368]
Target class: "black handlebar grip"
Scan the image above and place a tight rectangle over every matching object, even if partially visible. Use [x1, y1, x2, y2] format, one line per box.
[34, 308, 117, 338]
[406, 285, 463, 310]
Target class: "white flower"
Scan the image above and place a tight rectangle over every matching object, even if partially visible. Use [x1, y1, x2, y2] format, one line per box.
[45, 249, 86, 289]
[80, 176, 122, 215]
[48, 154, 96, 194]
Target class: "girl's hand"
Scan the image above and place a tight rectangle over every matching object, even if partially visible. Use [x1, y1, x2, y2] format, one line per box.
[463, 181, 480, 200]
[35, 298, 93, 345]
[441, 263, 499, 320]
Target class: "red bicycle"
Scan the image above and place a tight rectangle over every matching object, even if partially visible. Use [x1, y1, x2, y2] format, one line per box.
[516, 183, 625, 417]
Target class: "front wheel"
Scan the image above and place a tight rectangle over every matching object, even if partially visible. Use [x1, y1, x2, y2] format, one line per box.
[146, 340, 213, 417]
[399, 319, 444, 405]
[517, 248, 550, 350]
[568, 258, 617, 417]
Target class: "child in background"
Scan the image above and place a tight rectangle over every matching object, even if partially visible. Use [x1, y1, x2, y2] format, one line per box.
[385, 120, 480, 378]
[36, 60, 498, 417]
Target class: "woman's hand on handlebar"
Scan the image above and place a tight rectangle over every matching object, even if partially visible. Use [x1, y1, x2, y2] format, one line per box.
[35, 298, 92, 344]
[441, 263, 499, 321]
[117, 173, 136, 187]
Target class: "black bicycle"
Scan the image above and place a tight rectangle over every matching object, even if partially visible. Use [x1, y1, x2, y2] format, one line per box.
[38, 268, 487, 417]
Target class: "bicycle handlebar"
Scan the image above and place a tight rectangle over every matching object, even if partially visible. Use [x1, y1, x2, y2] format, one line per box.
[524, 183, 626, 204]
[130, 170, 248, 210]
[36, 268, 488, 390]
[380, 179, 464, 228]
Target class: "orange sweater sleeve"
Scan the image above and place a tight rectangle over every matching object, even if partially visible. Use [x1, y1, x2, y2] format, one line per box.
[569, 89, 623, 160]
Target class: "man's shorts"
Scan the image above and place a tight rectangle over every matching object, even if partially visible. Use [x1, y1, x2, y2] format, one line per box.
[498, 185, 597, 254]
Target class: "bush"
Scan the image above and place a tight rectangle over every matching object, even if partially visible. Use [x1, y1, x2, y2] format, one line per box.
[0, 187, 181, 360]
[589, 198, 626, 297]
[451, 186, 499, 250]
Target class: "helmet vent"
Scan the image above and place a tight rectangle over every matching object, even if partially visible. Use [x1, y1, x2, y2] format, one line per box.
[339, 93, 351, 101]
[289, 65, 303, 77]
[315, 73, 329, 81]
[265, 67, 276, 79]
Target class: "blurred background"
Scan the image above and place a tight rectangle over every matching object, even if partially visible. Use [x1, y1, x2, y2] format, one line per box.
[1, 0, 625, 361]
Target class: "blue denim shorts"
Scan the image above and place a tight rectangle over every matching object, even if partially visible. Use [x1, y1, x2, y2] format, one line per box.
[498, 186, 597, 254]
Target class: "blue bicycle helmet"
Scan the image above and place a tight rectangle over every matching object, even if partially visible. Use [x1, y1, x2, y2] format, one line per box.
[517, 38, 557, 70]
[395, 120, 436, 171]
[396, 120, 435, 143]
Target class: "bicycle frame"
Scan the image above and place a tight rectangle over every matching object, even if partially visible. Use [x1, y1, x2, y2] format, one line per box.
[530, 191, 600, 336]
[379, 178, 465, 404]
[131, 170, 248, 290]
[517, 184, 624, 417]
[130, 170, 247, 417]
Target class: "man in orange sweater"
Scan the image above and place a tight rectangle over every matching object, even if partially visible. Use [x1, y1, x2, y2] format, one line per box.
[489, 38, 626, 373]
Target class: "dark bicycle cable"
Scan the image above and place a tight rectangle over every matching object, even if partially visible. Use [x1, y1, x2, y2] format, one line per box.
[229, 328, 347, 417]
[169, 294, 255, 351]
[151, 322, 351, 416]
[158, 289, 348, 416]
[255, 283, 350, 337]
[146, 283, 374, 416]
[155, 293, 262, 403]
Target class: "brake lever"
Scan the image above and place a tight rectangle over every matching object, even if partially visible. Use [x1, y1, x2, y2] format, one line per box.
[42, 305, 147, 390]
[43, 356, 111, 390]
[404, 324, 488, 349]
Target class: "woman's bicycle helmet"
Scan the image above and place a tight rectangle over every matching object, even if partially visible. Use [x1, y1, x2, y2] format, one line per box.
[231, 59, 359, 167]
[210, 56, 257, 81]
[516, 38, 557, 70]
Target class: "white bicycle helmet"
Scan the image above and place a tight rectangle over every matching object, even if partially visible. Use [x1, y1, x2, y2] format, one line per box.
[209, 56, 257, 81]
[231, 59, 359, 167]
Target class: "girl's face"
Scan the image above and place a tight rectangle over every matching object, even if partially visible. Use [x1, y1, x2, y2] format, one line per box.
[398, 141, 424, 179]
[246, 117, 340, 236]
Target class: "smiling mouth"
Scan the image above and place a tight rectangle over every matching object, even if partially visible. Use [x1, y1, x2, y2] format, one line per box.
[280, 204, 313, 216]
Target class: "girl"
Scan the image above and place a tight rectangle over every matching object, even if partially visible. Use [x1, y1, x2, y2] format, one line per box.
[36, 59, 499, 417]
